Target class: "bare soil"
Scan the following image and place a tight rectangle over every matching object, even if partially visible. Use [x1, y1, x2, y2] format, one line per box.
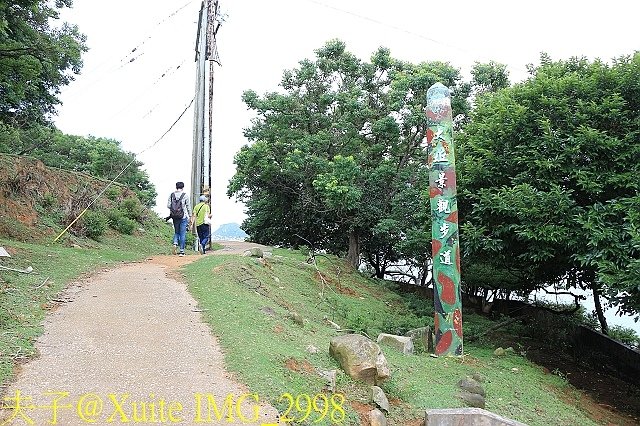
[0, 241, 281, 425]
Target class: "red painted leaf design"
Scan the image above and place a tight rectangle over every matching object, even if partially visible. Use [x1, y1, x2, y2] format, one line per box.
[438, 272, 456, 305]
[436, 330, 452, 354]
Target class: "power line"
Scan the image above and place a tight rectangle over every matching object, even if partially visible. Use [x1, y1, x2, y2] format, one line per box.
[53, 96, 195, 242]
[301, 0, 473, 55]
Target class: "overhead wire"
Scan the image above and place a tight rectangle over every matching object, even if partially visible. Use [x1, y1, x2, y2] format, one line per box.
[53, 96, 196, 243]
[301, 0, 474, 55]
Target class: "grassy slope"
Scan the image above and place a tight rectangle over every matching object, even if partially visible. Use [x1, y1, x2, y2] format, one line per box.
[0, 222, 173, 388]
[183, 249, 597, 426]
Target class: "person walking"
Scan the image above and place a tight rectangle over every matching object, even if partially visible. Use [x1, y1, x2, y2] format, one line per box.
[167, 181, 192, 256]
[192, 195, 212, 254]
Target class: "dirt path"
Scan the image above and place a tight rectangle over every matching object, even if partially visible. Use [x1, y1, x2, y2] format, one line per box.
[1, 241, 280, 425]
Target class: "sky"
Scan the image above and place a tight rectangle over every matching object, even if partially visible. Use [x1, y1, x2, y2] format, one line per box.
[55, 1, 639, 328]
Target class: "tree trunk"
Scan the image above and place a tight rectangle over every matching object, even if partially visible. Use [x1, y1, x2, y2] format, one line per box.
[592, 286, 609, 335]
[346, 231, 360, 269]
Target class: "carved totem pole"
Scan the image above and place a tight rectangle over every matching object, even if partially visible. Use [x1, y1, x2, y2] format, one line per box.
[426, 83, 463, 356]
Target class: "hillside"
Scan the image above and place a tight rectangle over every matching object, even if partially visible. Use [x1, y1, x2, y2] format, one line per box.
[183, 249, 640, 425]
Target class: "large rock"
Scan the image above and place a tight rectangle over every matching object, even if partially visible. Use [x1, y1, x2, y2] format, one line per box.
[405, 326, 434, 353]
[329, 334, 390, 384]
[458, 377, 486, 397]
[377, 333, 414, 355]
[369, 408, 387, 426]
[457, 391, 486, 409]
[371, 386, 390, 413]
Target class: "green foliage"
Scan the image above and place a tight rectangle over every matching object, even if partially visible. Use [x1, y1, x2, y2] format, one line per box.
[459, 52, 640, 322]
[608, 325, 640, 349]
[0, 125, 157, 207]
[0, 0, 87, 126]
[107, 210, 136, 235]
[82, 210, 107, 240]
[229, 40, 471, 274]
[119, 197, 145, 222]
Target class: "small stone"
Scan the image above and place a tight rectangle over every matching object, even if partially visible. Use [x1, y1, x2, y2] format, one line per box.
[273, 276, 280, 283]
[317, 369, 337, 393]
[306, 345, 319, 354]
[511, 368, 519, 372]
[371, 386, 390, 413]
[260, 307, 276, 317]
[505, 346, 515, 353]
[290, 311, 304, 326]
[494, 347, 506, 356]
[369, 408, 387, 426]
[471, 372, 485, 383]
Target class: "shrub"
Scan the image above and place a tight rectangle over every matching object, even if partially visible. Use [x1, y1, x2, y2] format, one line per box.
[120, 197, 144, 223]
[105, 186, 121, 201]
[608, 325, 639, 349]
[83, 210, 108, 240]
[107, 210, 136, 235]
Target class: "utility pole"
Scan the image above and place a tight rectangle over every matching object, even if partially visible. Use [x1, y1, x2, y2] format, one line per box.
[191, 0, 221, 205]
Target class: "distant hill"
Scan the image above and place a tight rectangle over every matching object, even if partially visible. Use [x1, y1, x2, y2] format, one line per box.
[211, 223, 247, 241]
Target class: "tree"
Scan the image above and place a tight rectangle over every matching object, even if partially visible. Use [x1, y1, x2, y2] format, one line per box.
[229, 40, 471, 272]
[0, 0, 87, 126]
[458, 53, 640, 331]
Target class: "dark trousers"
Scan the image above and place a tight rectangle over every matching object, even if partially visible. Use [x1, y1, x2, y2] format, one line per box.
[196, 224, 210, 252]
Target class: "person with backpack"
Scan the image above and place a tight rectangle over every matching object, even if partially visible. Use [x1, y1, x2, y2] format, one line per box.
[192, 194, 212, 254]
[167, 181, 192, 256]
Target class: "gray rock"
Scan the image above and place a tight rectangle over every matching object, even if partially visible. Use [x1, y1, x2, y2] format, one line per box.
[371, 386, 389, 413]
[249, 247, 264, 257]
[317, 369, 337, 393]
[377, 333, 414, 355]
[329, 334, 390, 384]
[306, 344, 319, 354]
[457, 391, 486, 408]
[458, 377, 486, 397]
[494, 347, 506, 356]
[290, 311, 304, 326]
[471, 372, 485, 383]
[369, 408, 387, 426]
[260, 306, 276, 317]
[405, 326, 433, 353]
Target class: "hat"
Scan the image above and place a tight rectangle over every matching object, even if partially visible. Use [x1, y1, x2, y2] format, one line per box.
[199, 195, 207, 201]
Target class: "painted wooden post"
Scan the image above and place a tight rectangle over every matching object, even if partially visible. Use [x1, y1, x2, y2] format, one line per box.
[426, 83, 463, 356]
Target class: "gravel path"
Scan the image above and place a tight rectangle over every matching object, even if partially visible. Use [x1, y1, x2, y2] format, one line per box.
[1, 241, 280, 425]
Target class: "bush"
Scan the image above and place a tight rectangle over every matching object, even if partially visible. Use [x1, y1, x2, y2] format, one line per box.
[107, 210, 136, 235]
[608, 325, 639, 349]
[83, 210, 108, 240]
[105, 186, 121, 201]
[120, 197, 144, 223]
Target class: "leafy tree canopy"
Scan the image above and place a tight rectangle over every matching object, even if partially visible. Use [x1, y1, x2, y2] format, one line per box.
[229, 39, 471, 275]
[459, 52, 640, 328]
[0, 0, 87, 126]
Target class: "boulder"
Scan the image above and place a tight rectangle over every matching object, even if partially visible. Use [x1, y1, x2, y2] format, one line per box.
[405, 326, 433, 353]
[369, 408, 387, 426]
[494, 347, 506, 356]
[377, 333, 414, 355]
[371, 386, 389, 413]
[458, 377, 486, 397]
[249, 247, 264, 257]
[457, 391, 485, 409]
[329, 334, 390, 384]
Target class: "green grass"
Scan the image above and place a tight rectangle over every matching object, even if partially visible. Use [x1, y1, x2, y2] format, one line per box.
[0, 219, 173, 387]
[183, 250, 599, 426]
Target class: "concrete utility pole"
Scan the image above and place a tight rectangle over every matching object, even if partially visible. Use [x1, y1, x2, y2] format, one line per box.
[191, 0, 221, 205]
[426, 83, 463, 356]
